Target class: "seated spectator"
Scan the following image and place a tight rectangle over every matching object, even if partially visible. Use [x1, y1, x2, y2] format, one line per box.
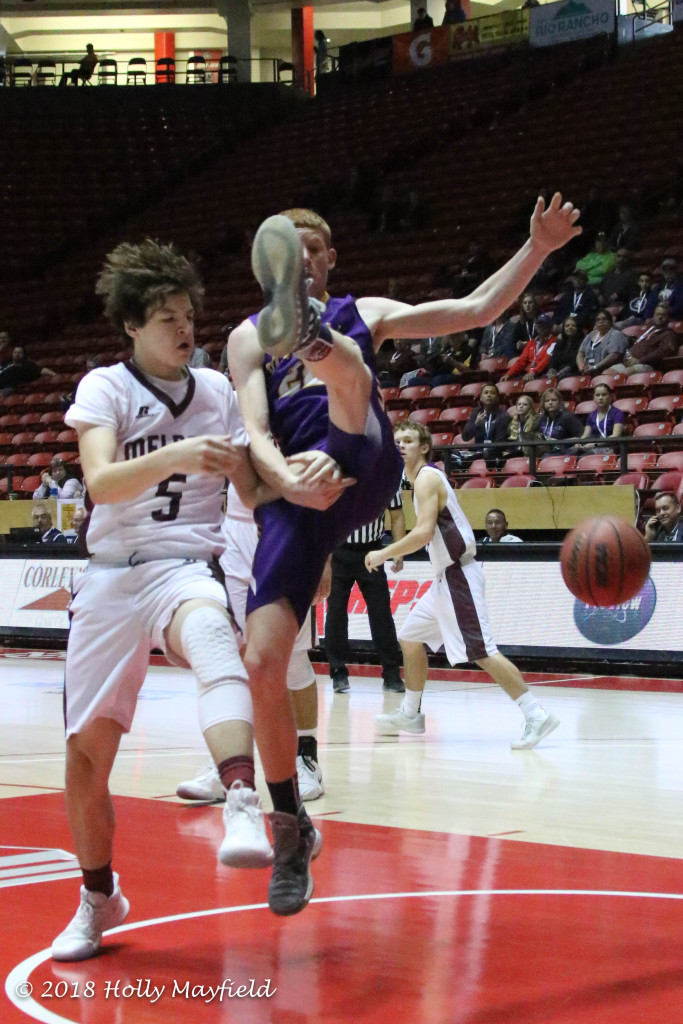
[482, 509, 523, 544]
[652, 258, 683, 319]
[502, 313, 556, 381]
[0, 345, 55, 396]
[429, 333, 472, 385]
[538, 387, 584, 449]
[387, 337, 419, 385]
[0, 329, 11, 363]
[612, 304, 678, 375]
[576, 310, 628, 374]
[65, 506, 87, 545]
[580, 383, 625, 447]
[574, 233, 616, 286]
[33, 457, 85, 501]
[609, 204, 641, 252]
[413, 7, 434, 30]
[507, 393, 544, 457]
[461, 383, 510, 446]
[61, 354, 102, 411]
[615, 271, 657, 327]
[600, 249, 637, 310]
[547, 317, 582, 380]
[579, 186, 616, 251]
[32, 503, 66, 544]
[552, 269, 600, 332]
[443, 0, 467, 22]
[645, 491, 683, 544]
[477, 313, 517, 363]
[513, 293, 540, 352]
[59, 43, 97, 87]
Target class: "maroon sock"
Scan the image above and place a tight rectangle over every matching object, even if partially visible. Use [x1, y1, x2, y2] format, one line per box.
[216, 755, 255, 791]
[82, 862, 114, 897]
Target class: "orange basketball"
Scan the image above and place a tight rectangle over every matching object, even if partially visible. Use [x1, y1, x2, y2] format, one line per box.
[559, 516, 651, 607]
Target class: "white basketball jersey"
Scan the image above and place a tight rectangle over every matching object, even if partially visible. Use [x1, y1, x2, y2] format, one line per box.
[413, 465, 476, 574]
[65, 362, 247, 561]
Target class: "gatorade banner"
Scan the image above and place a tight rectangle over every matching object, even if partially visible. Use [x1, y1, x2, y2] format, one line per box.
[529, 0, 615, 48]
[392, 26, 449, 74]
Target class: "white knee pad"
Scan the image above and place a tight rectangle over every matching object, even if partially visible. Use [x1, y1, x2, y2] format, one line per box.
[180, 606, 253, 731]
[286, 648, 316, 691]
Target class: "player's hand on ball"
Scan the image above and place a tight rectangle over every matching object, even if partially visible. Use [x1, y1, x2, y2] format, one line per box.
[365, 549, 385, 573]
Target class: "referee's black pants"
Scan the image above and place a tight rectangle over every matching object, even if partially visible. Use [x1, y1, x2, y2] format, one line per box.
[324, 543, 401, 682]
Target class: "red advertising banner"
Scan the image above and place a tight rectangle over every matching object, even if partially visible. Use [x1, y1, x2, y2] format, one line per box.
[392, 26, 450, 74]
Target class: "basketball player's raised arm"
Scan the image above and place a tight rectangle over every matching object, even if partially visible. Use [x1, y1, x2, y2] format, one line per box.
[75, 422, 240, 505]
[362, 194, 581, 345]
[365, 474, 440, 571]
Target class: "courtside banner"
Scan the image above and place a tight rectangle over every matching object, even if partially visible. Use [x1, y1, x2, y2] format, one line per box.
[673, 0, 683, 22]
[449, 9, 529, 57]
[392, 26, 449, 74]
[318, 559, 683, 659]
[529, 0, 615, 48]
[0, 558, 87, 631]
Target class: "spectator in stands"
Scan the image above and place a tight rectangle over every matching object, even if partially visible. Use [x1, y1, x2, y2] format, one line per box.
[645, 492, 683, 544]
[615, 271, 657, 327]
[189, 343, 211, 368]
[538, 387, 584, 449]
[0, 345, 55, 396]
[314, 30, 330, 76]
[65, 506, 87, 545]
[33, 457, 85, 501]
[32, 503, 66, 544]
[552, 269, 600, 332]
[513, 293, 540, 352]
[611, 305, 678, 375]
[61, 354, 102, 412]
[482, 509, 523, 544]
[574, 233, 616, 286]
[506, 393, 543, 457]
[580, 383, 625, 447]
[501, 312, 556, 381]
[576, 309, 628, 373]
[462, 383, 510, 447]
[579, 186, 615, 251]
[0, 329, 10, 363]
[59, 43, 98, 87]
[477, 313, 517, 363]
[652, 258, 683, 319]
[387, 337, 419, 385]
[443, 0, 467, 22]
[413, 7, 434, 30]
[547, 317, 582, 380]
[609, 204, 641, 252]
[600, 249, 637, 310]
[427, 332, 472, 384]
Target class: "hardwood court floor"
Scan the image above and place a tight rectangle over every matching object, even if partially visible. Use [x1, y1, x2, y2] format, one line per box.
[1, 653, 683, 1023]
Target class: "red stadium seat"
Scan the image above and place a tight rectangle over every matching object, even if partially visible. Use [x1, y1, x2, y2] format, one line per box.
[27, 452, 53, 468]
[656, 452, 683, 472]
[650, 370, 683, 398]
[407, 408, 441, 428]
[40, 411, 66, 426]
[23, 392, 47, 407]
[575, 400, 597, 417]
[0, 415, 22, 428]
[591, 373, 626, 390]
[613, 397, 648, 420]
[651, 471, 683, 494]
[626, 371, 663, 394]
[4, 453, 30, 467]
[468, 459, 492, 477]
[387, 408, 410, 426]
[522, 379, 553, 399]
[478, 357, 508, 375]
[622, 325, 646, 339]
[438, 406, 473, 426]
[55, 451, 80, 463]
[496, 380, 524, 399]
[627, 452, 657, 473]
[459, 382, 484, 404]
[558, 375, 592, 398]
[500, 474, 537, 487]
[614, 473, 650, 489]
[502, 457, 530, 475]
[10, 432, 37, 450]
[577, 454, 619, 479]
[399, 385, 432, 404]
[56, 429, 78, 444]
[460, 477, 495, 488]
[4, 395, 26, 409]
[430, 432, 455, 447]
[19, 475, 42, 493]
[646, 395, 683, 419]
[674, 423, 683, 437]
[538, 455, 579, 475]
[429, 383, 461, 405]
[381, 387, 401, 404]
[33, 431, 59, 446]
[633, 422, 673, 439]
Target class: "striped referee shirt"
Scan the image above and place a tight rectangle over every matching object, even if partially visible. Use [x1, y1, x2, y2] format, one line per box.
[344, 488, 403, 547]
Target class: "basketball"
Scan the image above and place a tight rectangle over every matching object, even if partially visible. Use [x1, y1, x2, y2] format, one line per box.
[559, 516, 651, 607]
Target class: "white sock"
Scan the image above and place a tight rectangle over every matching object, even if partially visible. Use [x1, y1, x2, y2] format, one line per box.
[516, 692, 547, 722]
[403, 690, 422, 717]
[297, 728, 317, 739]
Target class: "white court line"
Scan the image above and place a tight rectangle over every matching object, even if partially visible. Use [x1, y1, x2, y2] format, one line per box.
[6, 888, 683, 1024]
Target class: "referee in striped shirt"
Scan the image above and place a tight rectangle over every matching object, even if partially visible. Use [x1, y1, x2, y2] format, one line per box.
[324, 489, 405, 693]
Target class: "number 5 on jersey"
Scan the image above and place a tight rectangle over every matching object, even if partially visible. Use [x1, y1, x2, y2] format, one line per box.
[152, 474, 187, 522]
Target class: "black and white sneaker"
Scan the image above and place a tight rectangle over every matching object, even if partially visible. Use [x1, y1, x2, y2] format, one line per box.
[251, 215, 332, 360]
[268, 805, 322, 917]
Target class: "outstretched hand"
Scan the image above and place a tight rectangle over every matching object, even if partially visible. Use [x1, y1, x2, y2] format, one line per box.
[530, 192, 582, 256]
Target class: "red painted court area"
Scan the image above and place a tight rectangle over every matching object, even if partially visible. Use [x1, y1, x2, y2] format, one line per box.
[3, 794, 683, 1024]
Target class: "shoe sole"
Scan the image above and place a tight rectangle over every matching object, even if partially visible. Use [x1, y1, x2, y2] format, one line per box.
[300, 782, 325, 801]
[176, 786, 226, 803]
[382, 684, 406, 693]
[251, 215, 307, 357]
[375, 717, 426, 736]
[218, 843, 274, 869]
[511, 713, 560, 750]
[51, 895, 130, 962]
